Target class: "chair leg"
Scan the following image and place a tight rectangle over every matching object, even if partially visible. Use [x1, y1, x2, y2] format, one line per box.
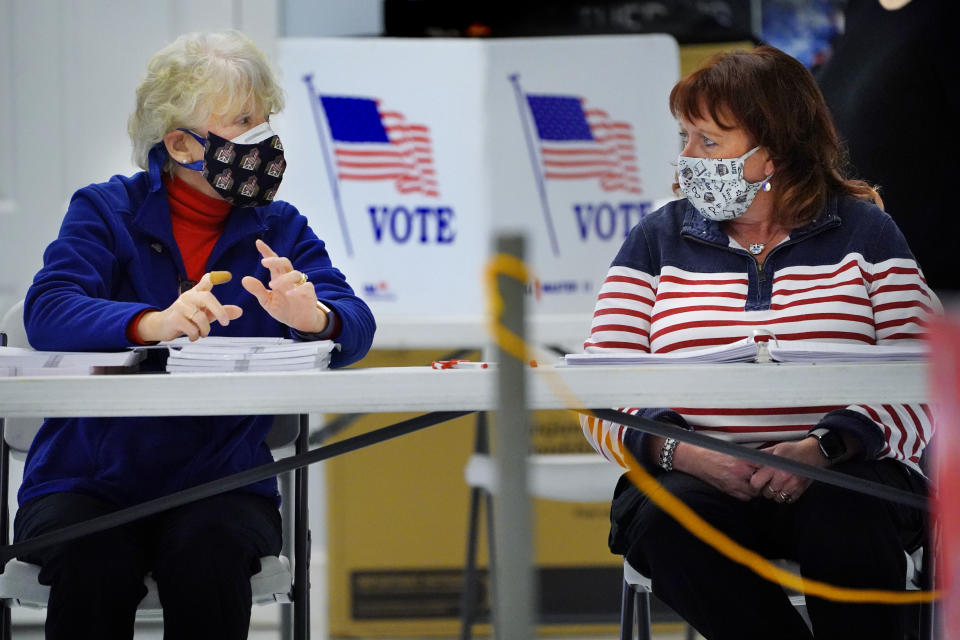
[279, 470, 295, 640]
[636, 589, 652, 640]
[619, 579, 635, 640]
[293, 414, 311, 640]
[1, 420, 11, 640]
[918, 529, 936, 640]
[461, 411, 495, 640]
[484, 490, 498, 640]
[0, 605, 10, 640]
[459, 485, 484, 640]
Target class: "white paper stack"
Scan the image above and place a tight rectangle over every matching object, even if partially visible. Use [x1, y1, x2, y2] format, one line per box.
[766, 340, 928, 363]
[565, 336, 929, 366]
[565, 336, 760, 365]
[0, 346, 143, 376]
[164, 336, 337, 373]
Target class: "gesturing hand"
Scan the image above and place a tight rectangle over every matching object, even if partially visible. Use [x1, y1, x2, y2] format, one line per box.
[241, 239, 328, 334]
[137, 271, 242, 342]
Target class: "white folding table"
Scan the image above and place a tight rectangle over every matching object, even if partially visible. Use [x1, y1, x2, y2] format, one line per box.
[0, 361, 929, 418]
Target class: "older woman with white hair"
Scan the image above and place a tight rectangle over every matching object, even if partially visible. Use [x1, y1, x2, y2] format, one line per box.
[14, 31, 375, 639]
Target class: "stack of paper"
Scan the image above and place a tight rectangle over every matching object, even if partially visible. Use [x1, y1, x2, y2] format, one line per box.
[767, 340, 928, 363]
[565, 336, 928, 366]
[163, 336, 336, 373]
[565, 337, 760, 365]
[0, 346, 143, 376]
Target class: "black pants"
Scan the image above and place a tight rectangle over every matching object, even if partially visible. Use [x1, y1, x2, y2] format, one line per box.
[612, 459, 926, 640]
[14, 491, 283, 640]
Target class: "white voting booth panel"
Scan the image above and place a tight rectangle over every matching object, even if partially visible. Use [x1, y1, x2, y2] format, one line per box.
[274, 35, 679, 348]
[270, 36, 679, 636]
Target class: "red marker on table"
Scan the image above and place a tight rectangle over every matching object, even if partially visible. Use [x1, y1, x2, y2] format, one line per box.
[431, 360, 539, 369]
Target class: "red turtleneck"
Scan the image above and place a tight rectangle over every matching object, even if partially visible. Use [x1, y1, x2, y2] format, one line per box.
[165, 173, 232, 283]
[127, 175, 232, 343]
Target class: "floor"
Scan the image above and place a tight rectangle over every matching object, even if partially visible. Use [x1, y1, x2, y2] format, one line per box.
[2, 453, 705, 640]
[7, 553, 704, 639]
[9, 620, 703, 640]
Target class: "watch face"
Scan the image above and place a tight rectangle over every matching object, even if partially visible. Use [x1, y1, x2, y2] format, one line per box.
[818, 431, 846, 459]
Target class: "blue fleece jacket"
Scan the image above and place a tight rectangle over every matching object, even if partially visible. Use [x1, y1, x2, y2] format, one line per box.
[19, 145, 376, 508]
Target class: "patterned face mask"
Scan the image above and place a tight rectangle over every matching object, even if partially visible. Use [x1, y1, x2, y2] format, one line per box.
[676, 147, 772, 221]
[176, 122, 286, 208]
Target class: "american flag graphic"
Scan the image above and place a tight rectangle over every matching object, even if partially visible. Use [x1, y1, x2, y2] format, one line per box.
[320, 96, 439, 198]
[526, 94, 642, 195]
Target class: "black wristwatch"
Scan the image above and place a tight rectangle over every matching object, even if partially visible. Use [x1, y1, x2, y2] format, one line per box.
[809, 427, 846, 461]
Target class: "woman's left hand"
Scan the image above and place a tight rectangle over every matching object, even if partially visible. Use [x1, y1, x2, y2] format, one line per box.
[748, 438, 826, 504]
[241, 239, 328, 333]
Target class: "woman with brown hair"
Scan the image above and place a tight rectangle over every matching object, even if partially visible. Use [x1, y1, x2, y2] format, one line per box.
[581, 45, 933, 639]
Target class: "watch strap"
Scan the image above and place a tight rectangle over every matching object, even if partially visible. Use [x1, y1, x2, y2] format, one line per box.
[810, 427, 846, 460]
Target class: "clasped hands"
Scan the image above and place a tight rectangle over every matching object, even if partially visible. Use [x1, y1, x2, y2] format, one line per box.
[687, 438, 827, 504]
[137, 239, 328, 342]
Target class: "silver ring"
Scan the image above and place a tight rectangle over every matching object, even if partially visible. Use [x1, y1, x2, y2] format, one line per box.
[779, 491, 792, 503]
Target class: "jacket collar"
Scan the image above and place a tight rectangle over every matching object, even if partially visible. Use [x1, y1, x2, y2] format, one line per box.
[134, 144, 271, 253]
[146, 144, 166, 193]
[679, 195, 841, 246]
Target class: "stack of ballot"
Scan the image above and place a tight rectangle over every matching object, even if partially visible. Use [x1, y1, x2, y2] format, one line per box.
[0, 346, 143, 376]
[163, 336, 337, 373]
[565, 335, 928, 366]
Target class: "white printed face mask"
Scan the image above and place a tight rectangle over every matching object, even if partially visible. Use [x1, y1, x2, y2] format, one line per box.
[677, 147, 772, 221]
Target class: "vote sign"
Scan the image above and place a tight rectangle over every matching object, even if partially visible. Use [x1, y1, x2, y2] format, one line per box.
[274, 36, 679, 345]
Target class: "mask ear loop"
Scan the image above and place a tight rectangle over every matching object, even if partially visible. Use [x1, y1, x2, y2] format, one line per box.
[173, 129, 207, 171]
[742, 146, 774, 191]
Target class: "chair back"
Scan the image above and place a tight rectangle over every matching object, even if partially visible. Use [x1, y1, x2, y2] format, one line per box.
[465, 453, 623, 503]
[0, 300, 28, 351]
[265, 414, 300, 450]
[1, 300, 42, 456]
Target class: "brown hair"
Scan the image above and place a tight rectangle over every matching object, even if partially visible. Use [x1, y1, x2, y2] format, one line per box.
[669, 45, 881, 227]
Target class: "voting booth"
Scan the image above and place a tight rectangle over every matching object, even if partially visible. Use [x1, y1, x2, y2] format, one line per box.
[275, 34, 679, 346]
[272, 34, 680, 636]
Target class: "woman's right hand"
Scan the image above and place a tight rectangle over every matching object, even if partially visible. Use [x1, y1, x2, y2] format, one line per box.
[673, 443, 762, 502]
[137, 271, 243, 342]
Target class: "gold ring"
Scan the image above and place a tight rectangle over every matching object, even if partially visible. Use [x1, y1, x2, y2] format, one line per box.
[779, 491, 792, 503]
[296, 271, 308, 286]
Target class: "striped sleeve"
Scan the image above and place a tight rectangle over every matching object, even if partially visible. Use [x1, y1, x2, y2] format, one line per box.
[579, 262, 689, 469]
[825, 218, 939, 469]
[583, 265, 656, 353]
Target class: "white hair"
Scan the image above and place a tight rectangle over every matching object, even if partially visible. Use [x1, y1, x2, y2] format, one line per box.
[127, 30, 285, 170]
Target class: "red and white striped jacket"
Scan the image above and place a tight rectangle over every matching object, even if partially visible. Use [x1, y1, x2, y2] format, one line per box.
[580, 195, 937, 474]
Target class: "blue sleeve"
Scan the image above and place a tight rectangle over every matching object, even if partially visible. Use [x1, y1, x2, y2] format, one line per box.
[24, 191, 154, 351]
